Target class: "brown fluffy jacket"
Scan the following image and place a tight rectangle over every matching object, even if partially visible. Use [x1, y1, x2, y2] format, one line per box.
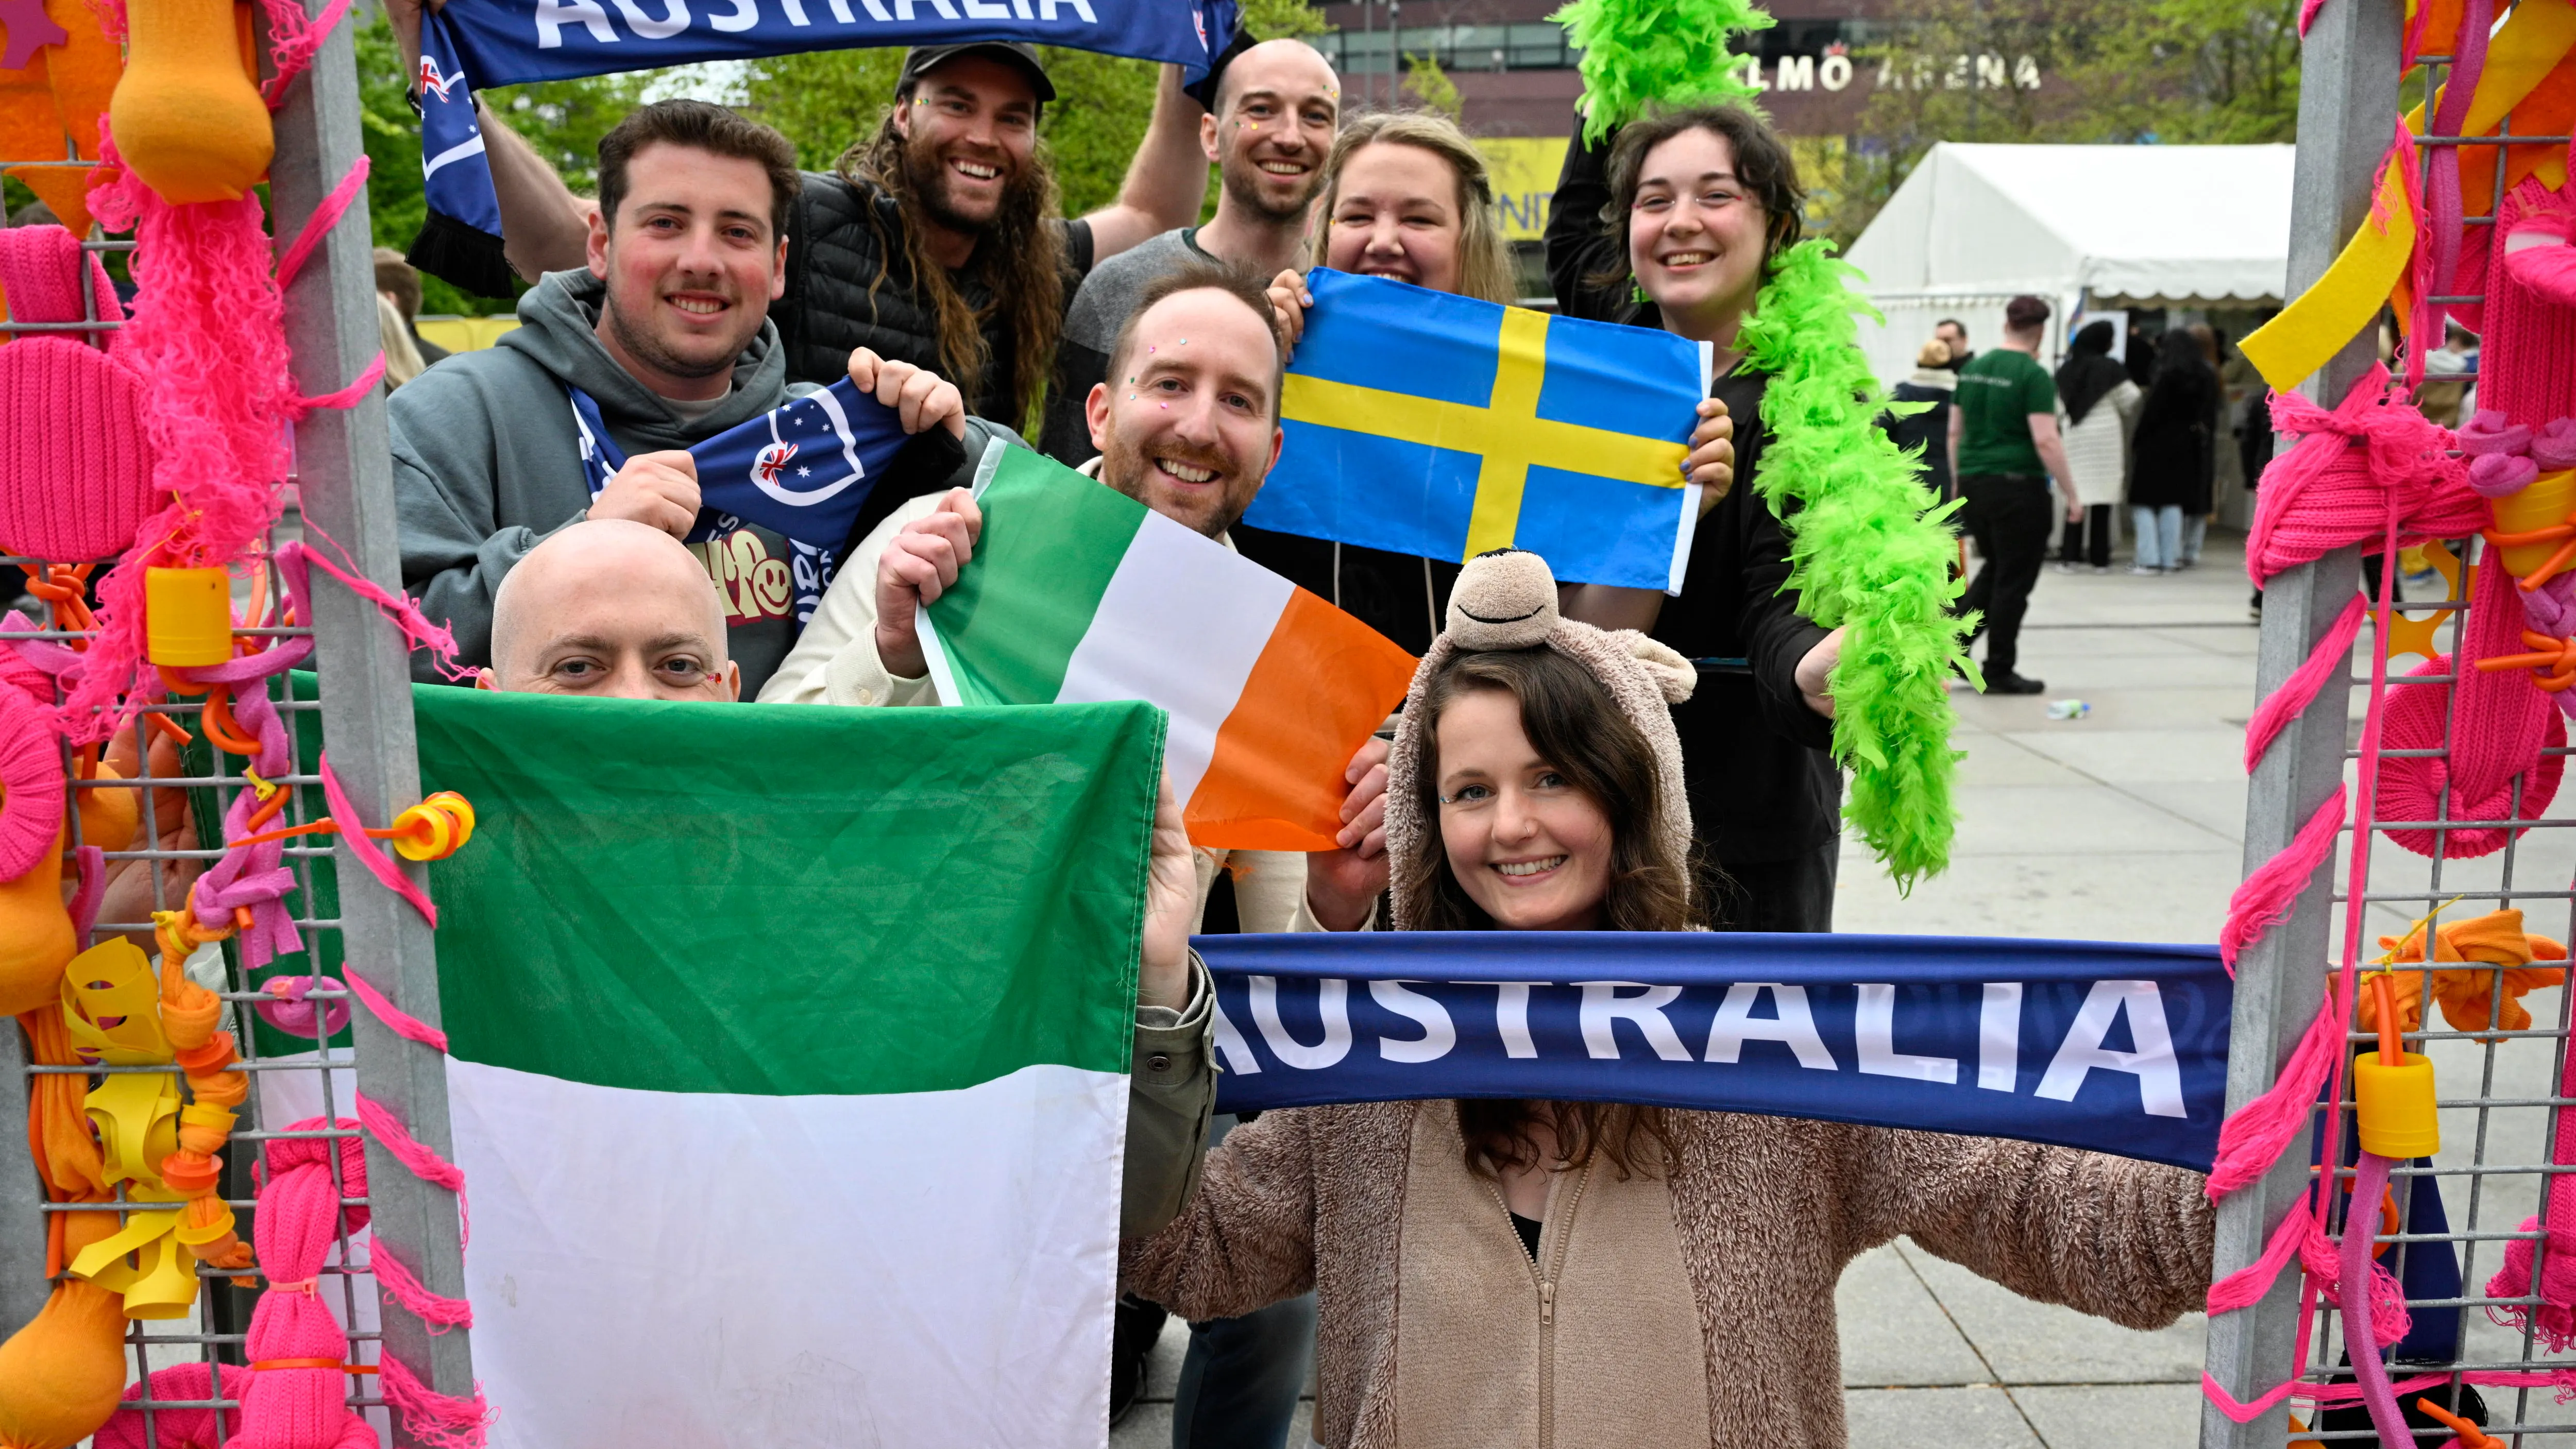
[1122, 1101, 2211, 1447]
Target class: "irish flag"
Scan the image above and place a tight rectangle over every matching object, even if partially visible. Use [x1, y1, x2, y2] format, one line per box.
[919, 445, 1419, 852]
[412, 684, 1161, 1448]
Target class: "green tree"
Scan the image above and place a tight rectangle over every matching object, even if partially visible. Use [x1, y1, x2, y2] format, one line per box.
[1401, 53, 1462, 119]
[355, 11, 683, 312]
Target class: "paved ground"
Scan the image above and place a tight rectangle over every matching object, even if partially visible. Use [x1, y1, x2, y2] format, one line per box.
[1116, 538, 2266, 1448]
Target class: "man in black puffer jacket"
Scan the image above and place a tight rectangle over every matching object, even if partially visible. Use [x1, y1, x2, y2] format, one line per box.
[386, 2, 1210, 432]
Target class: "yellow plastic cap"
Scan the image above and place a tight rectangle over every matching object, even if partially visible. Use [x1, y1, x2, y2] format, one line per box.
[2354, 1051, 2441, 1158]
[144, 567, 232, 667]
[2493, 469, 2576, 576]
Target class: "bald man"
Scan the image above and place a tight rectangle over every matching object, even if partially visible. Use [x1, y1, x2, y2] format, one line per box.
[478, 519, 741, 701]
[1040, 39, 1340, 466]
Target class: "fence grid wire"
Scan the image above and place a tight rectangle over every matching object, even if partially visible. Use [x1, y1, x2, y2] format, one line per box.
[0, 0, 473, 1440]
[2210, 2, 2576, 1442]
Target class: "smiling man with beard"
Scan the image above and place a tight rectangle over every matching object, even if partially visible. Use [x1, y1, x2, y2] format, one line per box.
[761, 264, 1292, 711]
[387, 0, 1210, 435]
[393, 101, 1004, 697]
[1039, 39, 1340, 467]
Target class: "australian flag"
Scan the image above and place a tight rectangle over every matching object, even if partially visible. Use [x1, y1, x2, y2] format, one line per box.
[571, 377, 907, 553]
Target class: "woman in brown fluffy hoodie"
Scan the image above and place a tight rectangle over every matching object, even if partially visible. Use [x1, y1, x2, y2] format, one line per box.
[1121, 550, 2214, 1449]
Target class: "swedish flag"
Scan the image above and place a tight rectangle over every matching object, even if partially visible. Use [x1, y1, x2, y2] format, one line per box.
[1245, 269, 1709, 591]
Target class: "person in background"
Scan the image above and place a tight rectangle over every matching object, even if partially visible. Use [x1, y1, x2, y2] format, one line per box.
[1042, 39, 1341, 468]
[1934, 316, 1971, 370]
[1248, 110, 1519, 656]
[6, 199, 57, 228]
[377, 293, 429, 391]
[2128, 328, 2221, 575]
[1118, 549, 2214, 1449]
[2052, 320, 2140, 574]
[2179, 323, 2223, 566]
[1541, 104, 1842, 932]
[1947, 294, 2071, 695]
[375, 247, 451, 366]
[1885, 338, 1958, 501]
[2418, 319, 2477, 429]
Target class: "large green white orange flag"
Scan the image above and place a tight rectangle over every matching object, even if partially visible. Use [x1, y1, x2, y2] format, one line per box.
[414, 685, 1163, 1448]
[920, 445, 1418, 853]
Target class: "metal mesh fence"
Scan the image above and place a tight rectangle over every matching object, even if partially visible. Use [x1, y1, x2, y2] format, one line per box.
[2210, 2, 2576, 1442]
[0, 1, 474, 1441]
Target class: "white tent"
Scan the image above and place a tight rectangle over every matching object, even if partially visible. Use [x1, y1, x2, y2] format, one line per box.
[1843, 142, 2295, 385]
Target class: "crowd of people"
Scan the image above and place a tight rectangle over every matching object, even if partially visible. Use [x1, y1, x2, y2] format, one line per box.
[349, 22, 2211, 1442]
[1883, 301, 2267, 691]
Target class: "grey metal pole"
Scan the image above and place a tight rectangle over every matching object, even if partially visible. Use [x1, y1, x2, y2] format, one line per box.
[266, 6, 477, 1436]
[0, 1024, 47, 1337]
[2198, 0, 2400, 1443]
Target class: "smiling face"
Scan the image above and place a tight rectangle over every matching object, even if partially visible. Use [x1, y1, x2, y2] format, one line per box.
[892, 55, 1041, 234]
[1206, 40, 1338, 225]
[587, 141, 786, 397]
[1433, 688, 1615, 931]
[1322, 141, 1466, 294]
[481, 521, 739, 702]
[1626, 126, 1770, 337]
[1086, 286, 1284, 538]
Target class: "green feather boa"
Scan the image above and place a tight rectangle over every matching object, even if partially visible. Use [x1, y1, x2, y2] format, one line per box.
[1551, 0, 1770, 143]
[1737, 242, 1973, 890]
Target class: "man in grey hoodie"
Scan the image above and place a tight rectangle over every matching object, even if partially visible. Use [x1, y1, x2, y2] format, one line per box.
[394, 98, 1008, 696]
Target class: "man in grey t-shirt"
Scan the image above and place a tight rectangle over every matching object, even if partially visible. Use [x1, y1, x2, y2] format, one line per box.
[1040, 40, 1341, 465]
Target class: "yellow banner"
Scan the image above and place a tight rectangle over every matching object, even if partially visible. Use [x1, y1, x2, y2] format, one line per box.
[1477, 138, 1564, 243]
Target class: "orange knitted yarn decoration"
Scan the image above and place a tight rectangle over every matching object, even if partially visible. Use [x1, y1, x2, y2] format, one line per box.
[0, 1212, 132, 1449]
[74, 761, 138, 855]
[0, 830, 75, 1017]
[2362, 908, 2571, 1036]
[0, 0, 124, 235]
[102, 0, 269, 203]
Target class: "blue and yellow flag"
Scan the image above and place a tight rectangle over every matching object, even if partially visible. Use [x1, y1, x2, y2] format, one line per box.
[1247, 269, 1709, 591]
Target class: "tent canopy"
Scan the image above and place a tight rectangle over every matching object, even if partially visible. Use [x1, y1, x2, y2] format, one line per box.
[1842, 142, 2293, 382]
[1847, 142, 2295, 306]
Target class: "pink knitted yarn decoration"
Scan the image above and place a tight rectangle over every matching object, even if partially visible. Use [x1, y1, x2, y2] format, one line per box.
[2482, 178, 2576, 427]
[2242, 366, 2485, 585]
[235, 1121, 379, 1449]
[0, 224, 153, 562]
[2376, 556, 2565, 859]
[2488, 1040, 2576, 1351]
[95, 1363, 255, 1449]
[55, 124, 299, 742]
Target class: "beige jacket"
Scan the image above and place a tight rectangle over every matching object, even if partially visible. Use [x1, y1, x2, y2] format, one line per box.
[1121, 552, 2213, 1449]
[1122, 1093, 2212, 1448]
[761, 451, 1313, 931]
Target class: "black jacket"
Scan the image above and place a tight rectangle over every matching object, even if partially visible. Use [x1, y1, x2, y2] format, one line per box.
[1547, 121, 1841, 867]
[777, 172, 1095, 421]
[2128, 363, 2218, 512]
[1884, 380, 1956, 500]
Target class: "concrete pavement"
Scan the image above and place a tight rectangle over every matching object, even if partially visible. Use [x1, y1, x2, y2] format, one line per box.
[1116, 537, 2266, 1447]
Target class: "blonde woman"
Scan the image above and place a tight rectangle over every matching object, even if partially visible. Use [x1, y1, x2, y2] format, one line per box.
[1234, 110, 1515, 657]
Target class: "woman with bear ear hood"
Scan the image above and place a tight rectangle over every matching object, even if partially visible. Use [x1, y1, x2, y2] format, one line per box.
[1117, 549, 2213, 1449]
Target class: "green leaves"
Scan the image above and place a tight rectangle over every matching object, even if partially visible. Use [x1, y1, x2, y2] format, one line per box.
[1551, 0, 1771, 144]
[1740, 240, 1973, 892]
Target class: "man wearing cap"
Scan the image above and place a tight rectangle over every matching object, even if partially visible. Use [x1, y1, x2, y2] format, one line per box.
[384, 2, 1211, 434]
[1039, 37, 1340, 466]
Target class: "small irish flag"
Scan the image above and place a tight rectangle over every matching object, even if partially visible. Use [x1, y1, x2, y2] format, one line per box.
[413, 685, 1162, 1448]
[919, 445, 1419, 853]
